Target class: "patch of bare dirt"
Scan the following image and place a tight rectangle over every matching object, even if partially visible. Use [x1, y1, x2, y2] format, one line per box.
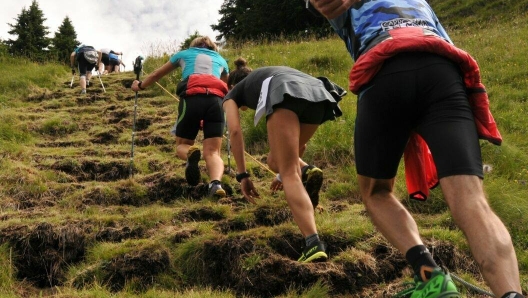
[0, 222, 87, 287]
[106, 107, 129, 124]
[51, 159, 130, 182]
[141, 172, 188, 202]
[176, 206, 226, 222]
[172, 228, 201, 244]
[35, 140, 90, 147]
[75, 93, 109, 105]
[90, 127, 122, 144]
[72, 247, 170, 292]
[25, 88, 65, 102]
[254, 205, 293, 226]
[81, 184, 150, 206]
[216, 216, 258, 234]
[134, 133, 169, 146]
[95, 225, 145, 242]
[102, 248, 170, 292]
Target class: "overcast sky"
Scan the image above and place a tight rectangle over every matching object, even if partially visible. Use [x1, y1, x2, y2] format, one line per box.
[0, 0, 225, 67]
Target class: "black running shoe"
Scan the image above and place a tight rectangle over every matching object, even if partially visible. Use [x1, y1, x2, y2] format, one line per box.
[302, 165, 323, 208]
[297, 241, 328, 263]
[185, 146, 201, 186]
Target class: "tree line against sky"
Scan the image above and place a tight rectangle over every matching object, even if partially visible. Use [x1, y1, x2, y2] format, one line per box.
[1, 0, 330, 64]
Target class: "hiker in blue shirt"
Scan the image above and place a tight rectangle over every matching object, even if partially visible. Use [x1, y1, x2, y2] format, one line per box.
[99, 48, 123, 74]
[308, 0, 525, 297]
[70, 45, 102, 94]
[108, 52, 125, 73]
[131, 36, 229, 198]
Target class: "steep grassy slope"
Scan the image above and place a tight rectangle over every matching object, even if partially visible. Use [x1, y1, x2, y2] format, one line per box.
[0, 7, 527, 298]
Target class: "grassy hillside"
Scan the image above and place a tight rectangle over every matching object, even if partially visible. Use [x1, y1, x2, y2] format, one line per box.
[0, 10, 527, 298]
[429, 0, 528, 30]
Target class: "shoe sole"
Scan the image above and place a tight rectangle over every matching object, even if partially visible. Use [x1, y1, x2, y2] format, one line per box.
[185, 149, 201, 186]
[436, 292, 461, 298]
[210, 188, 226, 198]
[304, 167, 323, 208]
[395, 289, 460, 298]
[299, 251, 328, 263]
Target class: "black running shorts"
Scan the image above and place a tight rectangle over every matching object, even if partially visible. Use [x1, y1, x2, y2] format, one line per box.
[354, 52, 483, 179]
[102, 53, 110, 66]
[173, 94, 225, 140]
[76, 54, 96, 76]
[271, 94, 331, 124]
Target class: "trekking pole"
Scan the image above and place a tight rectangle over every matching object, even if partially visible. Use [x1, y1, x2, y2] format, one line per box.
[96, 70, 106, 92]
[450, 272, 495, 297]
[225, 119, 231, 174]
[129, 55, 144, 177]
[70, 66, 76, 88]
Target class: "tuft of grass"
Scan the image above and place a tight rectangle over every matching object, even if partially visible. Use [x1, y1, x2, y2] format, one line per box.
[0, 244, 17, 297]
[0, 111, 32, 144]
[277, 279, 330, 298]
[38, 115, 79, 136]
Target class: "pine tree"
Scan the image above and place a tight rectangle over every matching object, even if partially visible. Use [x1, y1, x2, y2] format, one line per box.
[50, 17, 79, 65]
[6, 0, 50, 62]
[211, 0, 331, 42]
[179, 31, 201, 51]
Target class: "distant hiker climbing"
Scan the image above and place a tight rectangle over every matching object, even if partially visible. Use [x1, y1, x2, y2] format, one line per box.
[99, 48, 123, 74]
[223, 58, 346, 263]
[70, 44, 102, 94]
[131, 36, 229, 198]
[108, 52, 125, 73]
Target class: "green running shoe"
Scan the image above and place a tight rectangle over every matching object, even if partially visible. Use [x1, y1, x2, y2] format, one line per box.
[185, 146, 201, 186]
[297, 241, 328, 263]
[301, 165, 323, 208]
[394, 267, 461, 298]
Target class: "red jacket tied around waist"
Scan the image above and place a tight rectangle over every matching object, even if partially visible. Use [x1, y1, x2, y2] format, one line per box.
[349, 27, 502, 200]
[178, 73, 228, 98]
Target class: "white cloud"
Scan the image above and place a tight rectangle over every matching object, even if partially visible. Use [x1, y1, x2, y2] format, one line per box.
[0, 0, 224, 66]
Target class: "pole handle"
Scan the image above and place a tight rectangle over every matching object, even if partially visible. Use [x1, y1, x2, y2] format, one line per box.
[133, 56, 144, 80]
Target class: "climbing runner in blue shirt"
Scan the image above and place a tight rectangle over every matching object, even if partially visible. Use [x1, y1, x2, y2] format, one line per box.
[131, 36, 229, 198]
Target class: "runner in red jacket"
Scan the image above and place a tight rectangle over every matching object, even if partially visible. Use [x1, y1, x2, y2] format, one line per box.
[309, 0, 524, 297]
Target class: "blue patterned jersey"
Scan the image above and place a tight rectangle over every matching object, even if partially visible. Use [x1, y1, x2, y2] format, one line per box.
[169, 47, 229, 80]
[328, 0, 452, 60]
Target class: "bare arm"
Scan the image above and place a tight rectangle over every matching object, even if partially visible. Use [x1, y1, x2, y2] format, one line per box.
[310, 0, 361, 19]
[70, 52, 76, 68]
[224, 99, 246, 174]
[96, 51, 103, 69]
[131, 61, 176, 91]
[224, 99, 260, 203]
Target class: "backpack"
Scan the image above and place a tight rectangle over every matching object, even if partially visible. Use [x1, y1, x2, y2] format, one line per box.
[83, 50, 99, 64]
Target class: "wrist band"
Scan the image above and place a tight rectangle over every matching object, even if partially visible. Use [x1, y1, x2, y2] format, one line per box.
[138, 81, 145, 90]
[236, 171, 250, 182]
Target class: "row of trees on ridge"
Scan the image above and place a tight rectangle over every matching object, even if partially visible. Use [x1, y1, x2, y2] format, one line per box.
[2, 0, 79, 64]
[1, 0, 331, 64]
